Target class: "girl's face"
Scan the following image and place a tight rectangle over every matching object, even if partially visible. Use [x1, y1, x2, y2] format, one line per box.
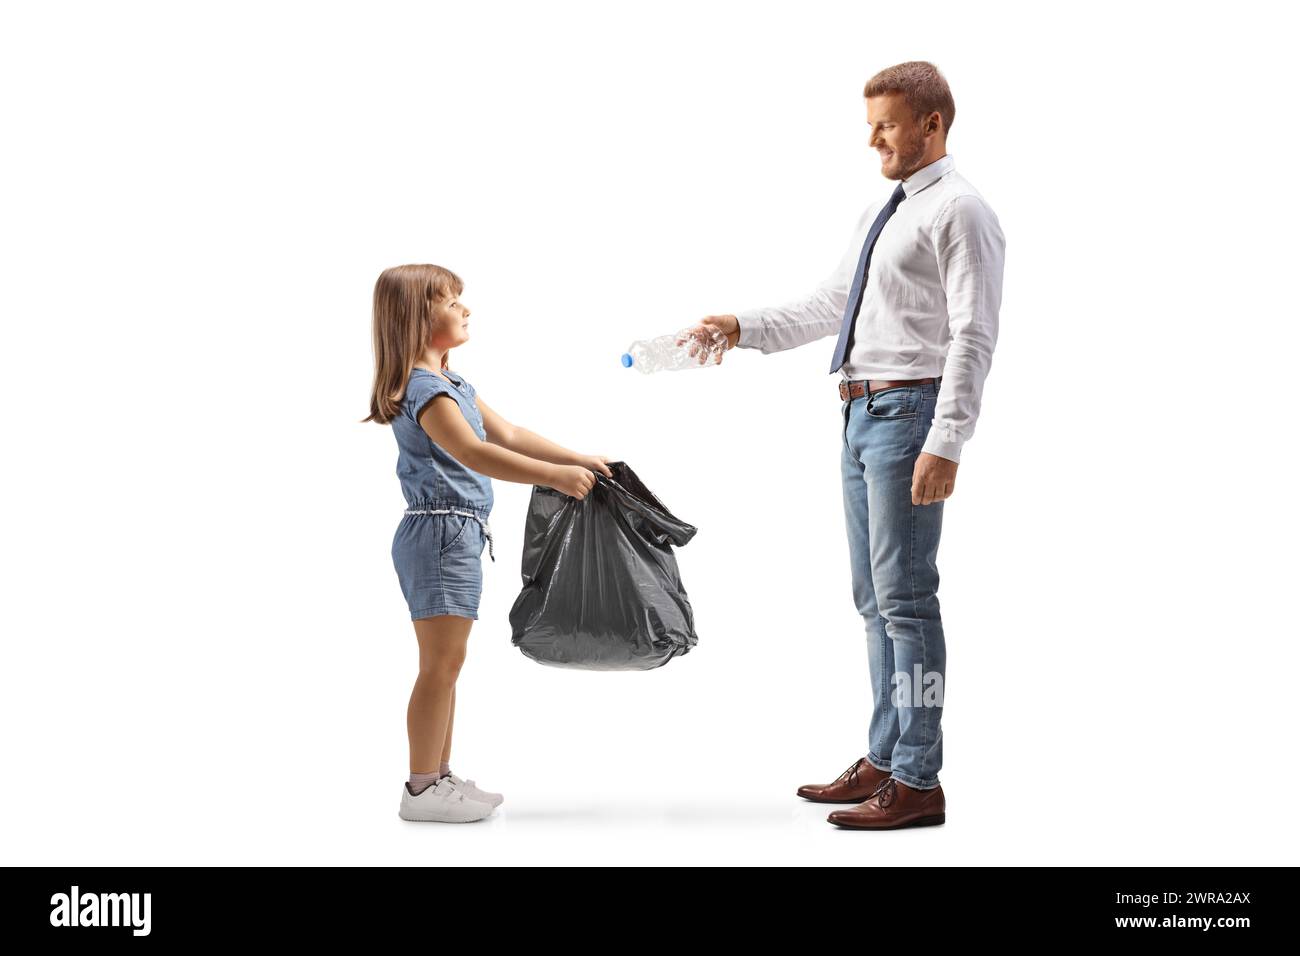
[430, 292, 472, 349]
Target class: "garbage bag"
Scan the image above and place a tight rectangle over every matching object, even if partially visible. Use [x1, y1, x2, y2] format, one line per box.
[509, 461, 698, 670]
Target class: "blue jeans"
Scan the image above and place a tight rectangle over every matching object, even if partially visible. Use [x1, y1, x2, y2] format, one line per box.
[840, 378, 946, 790]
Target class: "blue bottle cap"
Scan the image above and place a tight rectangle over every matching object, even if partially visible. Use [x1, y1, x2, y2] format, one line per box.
[620, 353, 633, 367]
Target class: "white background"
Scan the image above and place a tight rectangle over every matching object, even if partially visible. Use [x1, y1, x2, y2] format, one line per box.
[3, 0, 1297, 865]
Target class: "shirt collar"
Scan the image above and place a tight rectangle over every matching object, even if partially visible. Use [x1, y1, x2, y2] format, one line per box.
[901, 153, 954, 198]
[413, 365, 462, 386]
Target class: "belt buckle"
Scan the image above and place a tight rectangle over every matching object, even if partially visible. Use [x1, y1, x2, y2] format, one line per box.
[840, 379, 867, 401]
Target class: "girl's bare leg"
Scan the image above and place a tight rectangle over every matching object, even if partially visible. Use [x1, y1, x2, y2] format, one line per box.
[408, 615, 472, 773]
[442, 685, 455, 766]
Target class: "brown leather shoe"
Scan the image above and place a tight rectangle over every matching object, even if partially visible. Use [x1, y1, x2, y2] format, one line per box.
[827, 778, 946, 829]
[796, 757, 892, 803]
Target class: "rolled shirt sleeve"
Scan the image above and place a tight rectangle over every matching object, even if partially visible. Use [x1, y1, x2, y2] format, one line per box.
[923, 194, 1005, 463]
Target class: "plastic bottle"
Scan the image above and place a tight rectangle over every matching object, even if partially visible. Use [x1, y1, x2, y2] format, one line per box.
[621, 326, 726, 373]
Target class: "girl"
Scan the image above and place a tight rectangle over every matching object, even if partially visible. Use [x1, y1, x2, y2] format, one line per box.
[364, 263, 613, 823]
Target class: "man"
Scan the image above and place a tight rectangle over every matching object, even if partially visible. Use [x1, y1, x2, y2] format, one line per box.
[685, 61, 1005, 829]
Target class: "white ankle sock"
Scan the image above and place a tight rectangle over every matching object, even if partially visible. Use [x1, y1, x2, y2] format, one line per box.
[408, 770, 443, 795]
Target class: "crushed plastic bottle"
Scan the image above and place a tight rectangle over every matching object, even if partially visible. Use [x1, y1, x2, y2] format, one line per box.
[621, 326, 727, 373]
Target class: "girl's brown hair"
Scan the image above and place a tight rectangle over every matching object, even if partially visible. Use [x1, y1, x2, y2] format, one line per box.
[362, 264, 464, 425]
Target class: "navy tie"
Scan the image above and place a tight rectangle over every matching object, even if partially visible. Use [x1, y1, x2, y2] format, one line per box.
[828, 183, 908, 374]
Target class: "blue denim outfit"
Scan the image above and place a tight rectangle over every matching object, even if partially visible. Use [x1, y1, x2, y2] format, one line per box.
[390, 367, 495, 621]
[840, 377, 946, 790]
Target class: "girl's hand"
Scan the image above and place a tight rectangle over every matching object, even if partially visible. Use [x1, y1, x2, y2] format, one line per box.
[580, 455, 614, 478]
[547, 465, 597, 500]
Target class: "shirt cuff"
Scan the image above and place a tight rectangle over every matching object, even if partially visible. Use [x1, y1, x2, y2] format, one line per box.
[922, 422, 964, 463]
[735, 310, 763, 349]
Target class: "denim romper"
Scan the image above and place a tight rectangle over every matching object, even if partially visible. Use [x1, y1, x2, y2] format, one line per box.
[390, 367, 495, 621]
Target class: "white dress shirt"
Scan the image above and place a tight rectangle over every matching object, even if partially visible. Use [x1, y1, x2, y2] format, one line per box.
[735, 153, 1005, 462]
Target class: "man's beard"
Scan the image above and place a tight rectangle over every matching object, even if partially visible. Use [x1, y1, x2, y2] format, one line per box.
[888, 132, 928, 180]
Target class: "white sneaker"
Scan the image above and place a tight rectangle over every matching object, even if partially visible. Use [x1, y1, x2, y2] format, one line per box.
[448, 772, 504, 808]
[398, 775, 495, 823]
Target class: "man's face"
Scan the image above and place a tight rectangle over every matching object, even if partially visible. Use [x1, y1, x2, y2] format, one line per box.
[866, 93, 936, 181]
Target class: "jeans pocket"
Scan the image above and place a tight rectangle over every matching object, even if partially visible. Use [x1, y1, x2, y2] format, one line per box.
[438, 514, 473, 556]
[864, 386, 919, 420]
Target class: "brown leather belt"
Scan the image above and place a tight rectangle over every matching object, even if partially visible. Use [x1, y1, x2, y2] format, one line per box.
[838, 377, 936, 401]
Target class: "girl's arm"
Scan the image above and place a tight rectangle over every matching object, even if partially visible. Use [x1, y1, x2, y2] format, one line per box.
[477, 397, 613, 477]
[417, 396, 602, 493]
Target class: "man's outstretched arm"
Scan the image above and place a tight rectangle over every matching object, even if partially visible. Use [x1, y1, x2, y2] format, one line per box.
[734, 206, 873, 354]
[681, 205, 875, 361]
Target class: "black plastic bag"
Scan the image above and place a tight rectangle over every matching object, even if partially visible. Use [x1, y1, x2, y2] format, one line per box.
[509, 461, 698, 670]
